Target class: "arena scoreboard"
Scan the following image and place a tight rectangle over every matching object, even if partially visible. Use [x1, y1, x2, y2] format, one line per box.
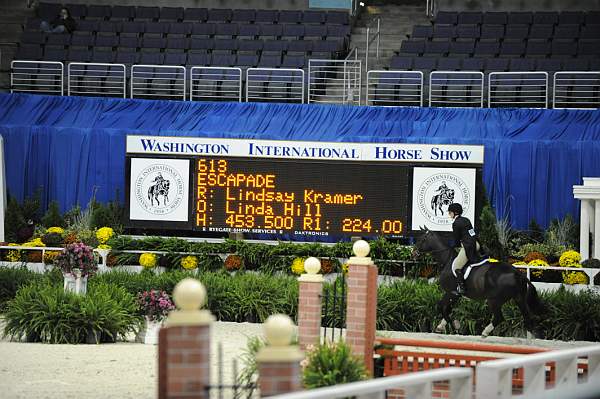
[126, 136, 484, 239]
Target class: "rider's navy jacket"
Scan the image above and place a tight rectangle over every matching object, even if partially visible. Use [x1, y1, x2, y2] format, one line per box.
[452, 215, 481, 264]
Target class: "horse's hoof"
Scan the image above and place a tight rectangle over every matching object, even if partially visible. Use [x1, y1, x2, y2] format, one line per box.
[453, 320, 461, 330]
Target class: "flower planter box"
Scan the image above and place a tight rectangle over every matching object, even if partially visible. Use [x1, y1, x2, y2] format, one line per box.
[63, 272, 87, 295]
[136, 317, 162, 345]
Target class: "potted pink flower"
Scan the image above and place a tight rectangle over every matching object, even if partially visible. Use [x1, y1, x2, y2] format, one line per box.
[136, 290, 175, 344]
[54, 242, 98, 295]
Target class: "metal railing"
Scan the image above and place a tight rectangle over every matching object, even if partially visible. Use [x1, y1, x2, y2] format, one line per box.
[365, 18, 381, 75]
[190, 66, 242, 102]
[68, 62, 126, 98]
[269, 368, 473, 399]
[366, 70, 423, 106]
[514, 264, 600, 288]
[475, 344, 600, 399]
[246, 68, 304, 103]
[130, 64, 186, 100]
[11, 60, 64, 95]
[488, 72, 548, 108]
[308, 57, 361, 105]
[553, 71, 600, 109]
[430, 71, 484, 108]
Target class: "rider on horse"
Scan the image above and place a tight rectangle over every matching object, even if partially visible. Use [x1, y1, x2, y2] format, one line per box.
[448, 203, 483, 295]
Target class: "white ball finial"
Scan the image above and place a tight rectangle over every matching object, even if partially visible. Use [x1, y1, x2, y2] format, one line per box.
[173, 278, 206, 311]
[264, 314, 295, 347]
[304, 257, 321, 275]
[353, 240, 370, 258]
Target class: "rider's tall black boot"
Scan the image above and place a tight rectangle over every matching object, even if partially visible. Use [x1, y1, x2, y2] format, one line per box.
[455, 269, 466, 295]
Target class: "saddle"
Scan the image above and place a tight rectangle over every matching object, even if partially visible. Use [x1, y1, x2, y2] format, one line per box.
[452, 257, 490, 280]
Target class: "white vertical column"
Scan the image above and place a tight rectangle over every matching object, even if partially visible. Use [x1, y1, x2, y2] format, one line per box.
[0, 135, 5, 242]
[592, 199, 600, 259]
[581, 199, 591, 260]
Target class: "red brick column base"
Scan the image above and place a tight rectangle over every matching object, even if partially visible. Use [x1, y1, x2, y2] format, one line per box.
[258, 361, 302, 397]
[346, 261, 378, 376]
[297, 278, 323, 350]
[158, 325, 210, 399]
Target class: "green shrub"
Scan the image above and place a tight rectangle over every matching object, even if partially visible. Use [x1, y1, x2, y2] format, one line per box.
[302, 340, 368, 388]
[3, 281, 141, 344]
[479, 204, 507, 260]
[41, 201, 65, 228]
[0, 267, 44, 311]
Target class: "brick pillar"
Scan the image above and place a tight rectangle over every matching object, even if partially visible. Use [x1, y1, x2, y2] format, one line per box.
[158, 278, 214, 399]
[345, 240, 378, 376]
[257, 314, 304, 397]
[297, 257, 323, 350]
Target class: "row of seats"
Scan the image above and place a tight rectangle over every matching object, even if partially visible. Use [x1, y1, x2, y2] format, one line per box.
[433, 10, 599, 26]
[38, 3, 350, 24]
[410, 23, 600, 41]
[23, 21, 351, 40]
[390, 55, 600, 72]
[14, 49, 316, 69]
[399, 38, 600, 58]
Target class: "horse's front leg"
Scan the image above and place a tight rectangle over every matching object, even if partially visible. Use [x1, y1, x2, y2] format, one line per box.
[482, 299, 505, 338]
[435, 292, 458, 333]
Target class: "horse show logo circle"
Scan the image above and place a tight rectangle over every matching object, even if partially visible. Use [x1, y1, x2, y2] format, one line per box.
[416, 172, 471, 226]
[134, 163, 185, 216]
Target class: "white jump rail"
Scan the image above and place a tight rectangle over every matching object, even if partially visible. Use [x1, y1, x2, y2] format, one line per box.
[488, 71, 549, 109]
[246, 68, 304, 103]
[308, 58, 361, 105]
[429, 71, 484, 108]
[514, 264, 600, 288]
[269, 367, 472, 399]
[553, 71, 600, 109]
[68, 62, 126, 98]
[366, 70, 423, 107]
[130, 64, 186, 100]
[11, 60, 64, 95]
[475, 344, 600, 399]
[190, 66, 242, 102]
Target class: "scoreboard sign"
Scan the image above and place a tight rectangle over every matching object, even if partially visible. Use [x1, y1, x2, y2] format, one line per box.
[126, 136, 484, 238]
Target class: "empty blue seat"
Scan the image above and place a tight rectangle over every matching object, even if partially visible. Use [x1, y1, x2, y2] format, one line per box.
[111, 6, 134, 21]
[399, 39, 425, 55]
[184, 8, 208, 22]
[282, 24, 305, 39]
[164, 52, 187, 65]
[71, 33, 95, 47]
[458, 12, 482, 25]
[255, 10, 278, 24]
[304, 24, 327, 39]
[187, 53, 211, 66]
[97, 21, 119, 33]
[499, 41, 526, 57]
[474, 41, 499, 57]
[580, 25, 600, 40]
[535, 58, 561, 72]
[526, 40, 551, 57]
[437, 57, 461, 71]
[390, 56, 413, 70]
[43, 47, 66, 62]
[533, 12, 558, 25]
[282, 54, 305, 68]
[191, 23, 216, 37]
[327, 11, 349, 25]
[160, 7, 184, 21]
[456, 24, 480, 40]
[76, 20, 98, 32]
[552, 40, 577, 57]
[114, 50, 139, 65]
[412, 25, 433, 40]
[207, 9, 231, 22]
[238, 39, 263, 53]
[86, 5, 111, 20]
[189, 38, 214, 52]
[92, 50, 115, 63]
[16, 44, 43, 60]
[585, 12, 600, 25]
[259, 23, 283, 38]
[558, 11, 585, 25]
[485, 58, 509, 72]
[480, 24, 504, 41]
[505, 24, 529, 41]
[449, 40, 475, 56]
[327, 24, 351, 38]
[37, 2, 62, 20]
[312, 40, 340, 54]
[529, 25, 554, 40]
[554, 24, 580, 40]
[237, 24, 259, 39]
[232, 9, 255, 23]
[144, 21, 170, 36]
[424, 40, 450, 56]
[507, 12, 533, 25]
[435, 11, 457, 25]
[235, 54, 259, 68]
[413, 57, 437, 72]
[213, 38, 238, 53]
[279, 10, 302, 24]
[509, 58, 535, 71]
[433, 25, 456, 39]
[118, 36, 139, 48]
[215, 23, 238, 38]
[67, 48, 90, 62]
[462, 57, 485, 71]
[169, 22, 192, 36]
[21, 31, 46, 45]
[303, 10, 326, 24]
[287, 40, 312, 54]
[121, 21, 145, 35]
[567, 58, 590, 71]
[211, 53, 235, 66]
[25, 17, 42, 31]
[166, 36, 189, 52]
[46, 33, 71, 47]
[483, 12, 507, 25]
[258, 54, 282, 68]
[137, 52, 163, 65]
[141, 37, 166, 50]
[262, 39, 288, 54]
[95, 34, 118, 48]
[135, 6, 160, 21]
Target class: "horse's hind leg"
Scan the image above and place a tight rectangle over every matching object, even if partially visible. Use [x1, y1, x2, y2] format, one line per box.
[482, 299, 504, 338]
[435, 292, 458, 333]
[515, 297, 537, 338]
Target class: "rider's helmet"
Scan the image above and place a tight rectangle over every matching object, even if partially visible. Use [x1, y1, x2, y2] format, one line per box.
[448, 203, 463, 215]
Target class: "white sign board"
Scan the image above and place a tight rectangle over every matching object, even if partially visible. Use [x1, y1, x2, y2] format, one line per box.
[0, 136, 5, 242]
[129, 158, 190, 222]
[126, 136, 485, 165]
[412, 167, 476, 232]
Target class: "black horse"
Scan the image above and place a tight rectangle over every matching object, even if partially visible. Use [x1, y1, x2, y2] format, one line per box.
[414, 227, 545, 338]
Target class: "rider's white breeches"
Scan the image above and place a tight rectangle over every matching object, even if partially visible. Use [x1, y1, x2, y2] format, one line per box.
[451, 242, 481, 273]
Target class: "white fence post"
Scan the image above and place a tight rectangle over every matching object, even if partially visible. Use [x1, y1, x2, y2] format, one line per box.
[0, 135, 5, 242]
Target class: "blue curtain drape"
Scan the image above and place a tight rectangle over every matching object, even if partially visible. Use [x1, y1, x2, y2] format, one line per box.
[1, 93, 599, 229]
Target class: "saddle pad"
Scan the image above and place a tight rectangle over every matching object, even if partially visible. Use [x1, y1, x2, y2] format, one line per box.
[452, 258, 490, 279]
